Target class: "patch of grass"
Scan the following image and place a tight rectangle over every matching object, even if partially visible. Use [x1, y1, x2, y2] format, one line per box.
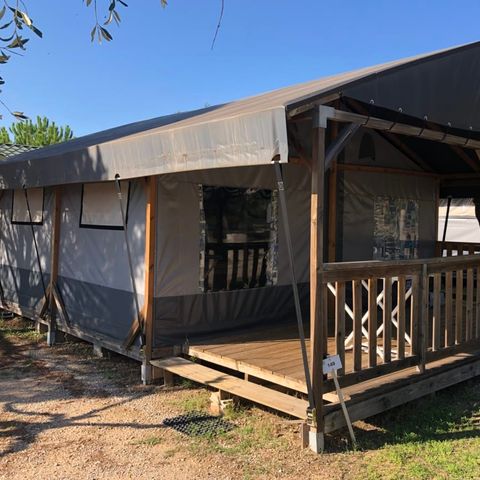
[178, 378, 198, 389]
[0, 318, 43, 341]
[163, 447, 180, 458]
[355, 380, 480, 480]
[132, 436, 163, 446]
[170, 389, 211, 413]
[190, 413, 289, 458]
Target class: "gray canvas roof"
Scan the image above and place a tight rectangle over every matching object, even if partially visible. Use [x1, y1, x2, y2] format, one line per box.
[1, 41, 480, 190]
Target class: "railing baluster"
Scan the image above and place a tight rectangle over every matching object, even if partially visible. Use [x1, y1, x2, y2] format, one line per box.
[335, 281, 345, 375]
[455, 269, 464, 344]
[242, 247, 249, 286]
[230, 248, 238, 289]
[418, 264, 428, 373]
[445, 271, 454, 347]
[466, 268, 474, 341]
[353, 280, 362, 372]
[249, 248, 259, 288]
[397, 275, 406, 360]
[368, 278, 377, 368]
[383, 277, 392, 363]
[432, 272, 441, 351]
[410, 274, 419, 356]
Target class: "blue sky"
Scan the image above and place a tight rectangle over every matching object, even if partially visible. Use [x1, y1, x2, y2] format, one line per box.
[1, 0, 479, 136]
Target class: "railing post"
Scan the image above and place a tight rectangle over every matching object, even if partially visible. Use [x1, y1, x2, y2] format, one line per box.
[417, 263, 428, 373]
[47, 186, 62, 346]
[309, 106, 326, 453]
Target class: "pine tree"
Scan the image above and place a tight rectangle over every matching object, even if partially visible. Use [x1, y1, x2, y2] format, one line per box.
[7, 116, 73, 146]
[0, 126, 11, 144]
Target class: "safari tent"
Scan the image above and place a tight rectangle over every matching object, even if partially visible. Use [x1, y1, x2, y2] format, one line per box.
[2, 42, 480, 451]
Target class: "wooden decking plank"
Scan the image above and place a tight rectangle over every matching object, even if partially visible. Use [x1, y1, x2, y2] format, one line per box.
[152, 357, 308, 419]
[188, 346, 307, 392]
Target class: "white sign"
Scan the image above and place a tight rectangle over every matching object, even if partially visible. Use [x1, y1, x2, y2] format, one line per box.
[322, 354, 342, 374]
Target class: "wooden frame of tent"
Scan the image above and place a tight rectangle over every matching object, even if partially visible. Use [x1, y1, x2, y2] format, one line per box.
[150, 104, 480, 450]
[3, 42, 480, 453]
[3, 102, 479, 452]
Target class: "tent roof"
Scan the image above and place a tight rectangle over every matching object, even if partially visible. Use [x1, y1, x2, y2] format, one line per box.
[1, 41, 480, 189]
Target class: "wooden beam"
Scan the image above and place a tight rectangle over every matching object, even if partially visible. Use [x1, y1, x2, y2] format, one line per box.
[426, 121, 480, 173]
[327, 118, 339, 263]
[345, 98, 434, 172]
[48, 186, 62, 327]
[144, 176, 158, 363]
[337, 163, 439, 178]
[310, 110, 326, 437]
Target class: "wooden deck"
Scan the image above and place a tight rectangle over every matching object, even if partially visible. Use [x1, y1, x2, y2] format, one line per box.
[184, 321, 405, 397]
[172, 320, 480, 432]
[155, 249, 480, 437]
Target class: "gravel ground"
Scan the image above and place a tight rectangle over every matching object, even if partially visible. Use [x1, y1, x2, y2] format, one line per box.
[0, 319, 359, 480]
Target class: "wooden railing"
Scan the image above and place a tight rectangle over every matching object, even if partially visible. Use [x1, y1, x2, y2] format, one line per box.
[204, 242, 269, 291]
[436, 240, 480, 257]
[323, 254, 480, 384]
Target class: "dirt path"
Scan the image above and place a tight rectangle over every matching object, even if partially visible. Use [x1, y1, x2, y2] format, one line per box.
[0, 320, 355, 480]
[2, 318, 479, 479]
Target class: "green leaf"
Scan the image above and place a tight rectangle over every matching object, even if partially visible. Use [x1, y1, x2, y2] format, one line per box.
[90, 25, 96, 42]
[100, 27, 112, 41]
[104, 11, 113, 26]
[0, 21, 13, 30]
[0, 53, 10, 64]
[19, 11, 32, 27]
[117, 0, 128, 6]
[7, 36, 29, 49]
[86, 0, 93, 6]
[0, 6, 6, 21]
[13, 111, 28, 120]
[29, 25, 42, 38]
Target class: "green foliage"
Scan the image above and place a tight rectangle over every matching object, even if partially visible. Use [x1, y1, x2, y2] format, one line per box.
[6, 116, 74, 146]
[0, 125, 10, 143]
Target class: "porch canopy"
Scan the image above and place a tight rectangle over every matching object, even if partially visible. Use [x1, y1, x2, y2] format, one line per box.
[1, 41, 480, 189]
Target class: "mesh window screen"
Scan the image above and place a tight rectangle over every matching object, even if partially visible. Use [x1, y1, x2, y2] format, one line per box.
[200, 186, 278, 292]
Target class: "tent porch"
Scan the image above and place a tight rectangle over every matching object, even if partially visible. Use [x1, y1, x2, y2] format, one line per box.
[152, 241, 480, 440]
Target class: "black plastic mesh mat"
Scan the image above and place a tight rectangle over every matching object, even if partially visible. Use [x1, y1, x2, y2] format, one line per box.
[162, 411, 234, 437]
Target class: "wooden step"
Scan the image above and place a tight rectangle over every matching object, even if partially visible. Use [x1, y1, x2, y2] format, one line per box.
[151, 357, 308, 420]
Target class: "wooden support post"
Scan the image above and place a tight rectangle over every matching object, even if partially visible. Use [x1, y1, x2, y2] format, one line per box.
[47, 186, 62, 346]
[309, 109, 326, 453]
[327, 118, 339, 263]
[142, 176, 158, 385]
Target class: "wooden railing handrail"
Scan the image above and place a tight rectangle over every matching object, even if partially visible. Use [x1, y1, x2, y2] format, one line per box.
[437, 240, 480, 248]
[323, 255, 480, 272]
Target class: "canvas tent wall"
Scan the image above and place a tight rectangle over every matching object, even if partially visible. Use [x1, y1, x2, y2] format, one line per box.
[338, 128, 438, 262]
[0, 188, 52, 311]
[0, 42, 479, 354]
[0, 181, 146, 350]
[152, 164, 310, 345]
